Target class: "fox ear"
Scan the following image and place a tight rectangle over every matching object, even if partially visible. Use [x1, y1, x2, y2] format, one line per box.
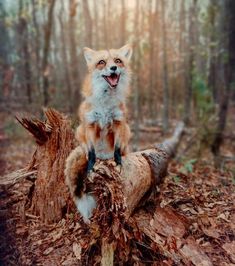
[83, 47, 95, 64]
[119, 44, 132, 61]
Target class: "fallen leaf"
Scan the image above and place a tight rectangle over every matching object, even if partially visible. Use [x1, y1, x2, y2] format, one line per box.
[73, 242, 82, 260]
[43, 246, 54, 255]
[222, 241, 235, 263]
[52, 228, 63, 242]
[180, 237, 213, 266]
[217, 213, 230, 223]
[202, 227, 220, 239]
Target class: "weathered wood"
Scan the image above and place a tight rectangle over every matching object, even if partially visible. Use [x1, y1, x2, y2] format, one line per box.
[101, 240, 114, 266]
[17, 108, 74, 223]
[16, 109, 186, 264]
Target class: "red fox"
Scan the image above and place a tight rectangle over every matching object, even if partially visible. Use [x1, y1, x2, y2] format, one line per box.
[65, 44, 132, 222]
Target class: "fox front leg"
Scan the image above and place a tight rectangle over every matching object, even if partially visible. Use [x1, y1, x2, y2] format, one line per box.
[87, 146, 96, 172]
[86, 124, 98, 172]
[114, 145, 122, 165]
[113, 121, 131, 166]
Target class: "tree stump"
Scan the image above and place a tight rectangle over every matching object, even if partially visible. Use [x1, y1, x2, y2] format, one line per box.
[17, 109, 74, 223]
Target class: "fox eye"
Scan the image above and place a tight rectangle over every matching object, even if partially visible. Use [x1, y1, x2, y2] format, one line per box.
[114, 58, 122, 64]
[97, 60, 106, 66]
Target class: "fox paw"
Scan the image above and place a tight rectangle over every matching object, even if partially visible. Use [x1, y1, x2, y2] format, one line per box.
[114, 163, 122, 173]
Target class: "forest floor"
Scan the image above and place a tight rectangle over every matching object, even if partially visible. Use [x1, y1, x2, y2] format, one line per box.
[0, 108, 234, 265]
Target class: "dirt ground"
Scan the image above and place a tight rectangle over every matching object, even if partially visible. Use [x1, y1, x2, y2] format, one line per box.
[0, 109, 234, 265]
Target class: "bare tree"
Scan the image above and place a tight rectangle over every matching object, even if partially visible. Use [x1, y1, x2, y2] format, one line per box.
[103, 0, 109, 48]
[211, 0, 235, 162]
[31, 0, 41, 92]
[161, 0, 169, 132]
[208, 0, 218, 102]
[68, 0, 81, 109]
[93, 0, 100, 49]
[148, 0, 155, 122]
[133, 0, 140, 150]
[183, 0, 198, 125]
[41, 0, 56, 106]
[82, 0, 93, 47]
[120, 0, 126, 46]
[59, 1, 73, 112]
[18, 0, 32, 104]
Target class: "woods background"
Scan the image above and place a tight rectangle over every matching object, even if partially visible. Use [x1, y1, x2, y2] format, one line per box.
[0, 0, 235, 168]
[0, 1, 235, 265]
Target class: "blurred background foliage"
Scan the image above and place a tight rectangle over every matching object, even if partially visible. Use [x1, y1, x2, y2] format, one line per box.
[0, 0, 234, 164]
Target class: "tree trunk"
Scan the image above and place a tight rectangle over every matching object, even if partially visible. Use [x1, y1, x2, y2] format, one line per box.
[184, 0, 198, 125]
[161, 0, 169, 132]
[31, 0, 41, 93]
[16, 109, 74, 223]
[69, 0, 81, 110]
[211, 0, 235, 163]
[59, 1, 73, 112]
[41, 0, 56, 106]
[18, 0, 32, 104]
[82, 0, 93, 47]
[208, 0, 218, 103]
[120, 0, 126, 47]
[132, 0, 140, 150]
[93, 0, 100, 49]
[103, 1, 109, 48]
[148, 0, 155, 122]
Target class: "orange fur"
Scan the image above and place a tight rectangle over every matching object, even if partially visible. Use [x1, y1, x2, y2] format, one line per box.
[65, 45, 132, 221]
[77, 44, 132, 158]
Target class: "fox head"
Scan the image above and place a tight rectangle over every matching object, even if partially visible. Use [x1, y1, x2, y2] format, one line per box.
[83, 44, 132, 97]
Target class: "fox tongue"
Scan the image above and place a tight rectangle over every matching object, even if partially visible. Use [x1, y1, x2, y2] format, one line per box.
[106, 75, 119, 87]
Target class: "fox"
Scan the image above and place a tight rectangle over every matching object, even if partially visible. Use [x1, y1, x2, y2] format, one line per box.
[65, 44, 132, 222]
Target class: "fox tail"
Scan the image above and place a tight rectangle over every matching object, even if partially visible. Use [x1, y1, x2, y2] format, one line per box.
[64, 146, 96, 222]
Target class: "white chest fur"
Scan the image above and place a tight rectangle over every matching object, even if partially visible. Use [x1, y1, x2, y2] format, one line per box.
[85, 89, 124, 159]
[86, 90, 124, 129]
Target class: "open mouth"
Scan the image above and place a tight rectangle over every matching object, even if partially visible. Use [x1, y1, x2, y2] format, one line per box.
[102, 73, 120, 88]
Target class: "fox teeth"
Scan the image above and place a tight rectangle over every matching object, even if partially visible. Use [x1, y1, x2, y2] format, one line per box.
[102, 74, 120, 88]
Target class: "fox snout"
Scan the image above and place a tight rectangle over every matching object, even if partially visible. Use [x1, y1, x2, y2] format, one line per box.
[110, 65, 117, 72]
